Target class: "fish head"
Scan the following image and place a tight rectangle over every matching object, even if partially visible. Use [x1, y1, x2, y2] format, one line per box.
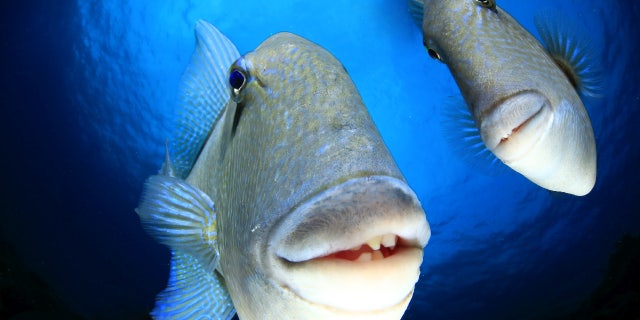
[421, 0, 596, 195]
[213, 33, 431, 319]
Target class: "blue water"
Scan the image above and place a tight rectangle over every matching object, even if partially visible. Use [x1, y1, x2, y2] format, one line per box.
[2, 0, 639, 319]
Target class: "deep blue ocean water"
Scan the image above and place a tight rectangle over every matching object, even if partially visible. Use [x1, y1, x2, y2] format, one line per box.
[2, 0, 639, 319]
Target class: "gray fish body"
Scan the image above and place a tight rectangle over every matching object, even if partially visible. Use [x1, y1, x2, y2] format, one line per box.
[421, 0, 596, 195]
[138, 21, 430, 319]
[189, 33, 428, 318]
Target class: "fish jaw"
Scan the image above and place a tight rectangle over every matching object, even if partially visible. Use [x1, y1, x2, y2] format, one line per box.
[479, 90, 554, 164]
[479, 91, 596, 195]
[266, 175, 430, 316]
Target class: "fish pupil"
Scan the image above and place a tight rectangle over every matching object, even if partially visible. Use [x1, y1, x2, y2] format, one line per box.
[229, 69, 246, 90]
[427, 48, 441, 61]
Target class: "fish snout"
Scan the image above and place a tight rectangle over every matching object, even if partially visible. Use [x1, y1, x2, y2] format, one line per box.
[480, 90, 553, 163]
[267, 176, 430, 314]
[480, 92, 596, 195]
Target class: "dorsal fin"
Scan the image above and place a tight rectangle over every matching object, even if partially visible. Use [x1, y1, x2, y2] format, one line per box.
[159, 139, 176, 177]
[171, 20, 240, 178]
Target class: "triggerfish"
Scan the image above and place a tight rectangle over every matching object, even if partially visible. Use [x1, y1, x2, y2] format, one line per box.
[409, 0, 600, 196]
[136, 20, 430, 319]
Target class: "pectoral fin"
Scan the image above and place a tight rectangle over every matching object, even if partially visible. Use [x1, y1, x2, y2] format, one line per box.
[534, 11, 602, 98]
[440, 96, 507, 176]
[136, 174, 219, 273]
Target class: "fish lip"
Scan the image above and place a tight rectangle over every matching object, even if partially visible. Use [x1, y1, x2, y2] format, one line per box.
[480, 90, 553, 163]
[268, 175, 429, 262]
[265, 175, 430, 312]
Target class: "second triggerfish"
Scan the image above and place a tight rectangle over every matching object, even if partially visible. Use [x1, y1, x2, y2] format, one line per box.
[136, 20, 430, 319]
[410, 0, 600, 196]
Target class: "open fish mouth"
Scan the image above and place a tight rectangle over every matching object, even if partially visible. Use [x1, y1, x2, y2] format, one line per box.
[480, 90, 554, 163]
[267, 176, 430, 313]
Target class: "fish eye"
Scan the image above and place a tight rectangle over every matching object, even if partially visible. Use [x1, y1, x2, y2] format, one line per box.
[426, 47, 442, 61]
[474, 0, 496, 10]
[229, 69, 245, 89]
[229, 68, 247, 102]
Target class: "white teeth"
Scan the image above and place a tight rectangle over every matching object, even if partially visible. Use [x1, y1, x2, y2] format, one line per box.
[355, 253, 372, 262]
[366, 236, 382, 250]
[381, 234, 397, 249]
[365, 233, 397, 251]
[355, 250, 385, 262]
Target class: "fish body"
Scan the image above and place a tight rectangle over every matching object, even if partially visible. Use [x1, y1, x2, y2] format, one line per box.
[413, 0, 598, 196]
[137, 20, 430, 319]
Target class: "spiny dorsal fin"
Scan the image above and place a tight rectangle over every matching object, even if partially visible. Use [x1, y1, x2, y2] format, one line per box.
[136, 175, 219, 273]
[159, 139, 176, 177]
[152, 251, 235, 319]
[171, 20, 240, 178]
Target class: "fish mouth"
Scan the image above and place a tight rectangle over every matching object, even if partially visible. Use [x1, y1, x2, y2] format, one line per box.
[480, 90, 554, 163]
[266, 176, 430, 313]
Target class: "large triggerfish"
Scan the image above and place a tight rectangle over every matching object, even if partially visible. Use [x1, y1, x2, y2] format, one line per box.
[410, 0, 601, 196]
[136, 20, 430, 319]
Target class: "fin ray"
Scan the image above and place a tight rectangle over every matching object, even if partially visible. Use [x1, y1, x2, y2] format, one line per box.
[407, 0, 424, 27]
[534, 11, 603, 98]
[136, 175, 219, 272]
[172, 20, 240, 177]
[152, 251, 235, 320]
[440, 96, 508, 175]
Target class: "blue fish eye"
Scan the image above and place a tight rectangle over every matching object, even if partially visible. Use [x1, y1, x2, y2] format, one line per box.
[229, 69, 246, 90]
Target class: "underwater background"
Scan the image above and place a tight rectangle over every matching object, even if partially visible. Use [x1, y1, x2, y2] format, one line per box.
[2, 0, 639, 319]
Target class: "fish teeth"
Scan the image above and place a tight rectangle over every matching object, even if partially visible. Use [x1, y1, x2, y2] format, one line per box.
[381, 234, 397, 250]
[355, 252, 372, 262]
[364, 233, 397, 251]
[366, 236, 382, 250]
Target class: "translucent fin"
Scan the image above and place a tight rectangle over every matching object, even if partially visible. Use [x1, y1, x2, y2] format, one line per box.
[136, 175, 219, 272]
[172, 20, 240, 178]
[534, 11, 602, 98]
[440, 96, 507, 176]
[407, 0, 424, 27]
[152, 251, 235, 320]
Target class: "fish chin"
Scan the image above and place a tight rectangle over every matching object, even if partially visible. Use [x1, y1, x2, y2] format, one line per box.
[480, 90, 554, 163]
[266, 176, 430, 314]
